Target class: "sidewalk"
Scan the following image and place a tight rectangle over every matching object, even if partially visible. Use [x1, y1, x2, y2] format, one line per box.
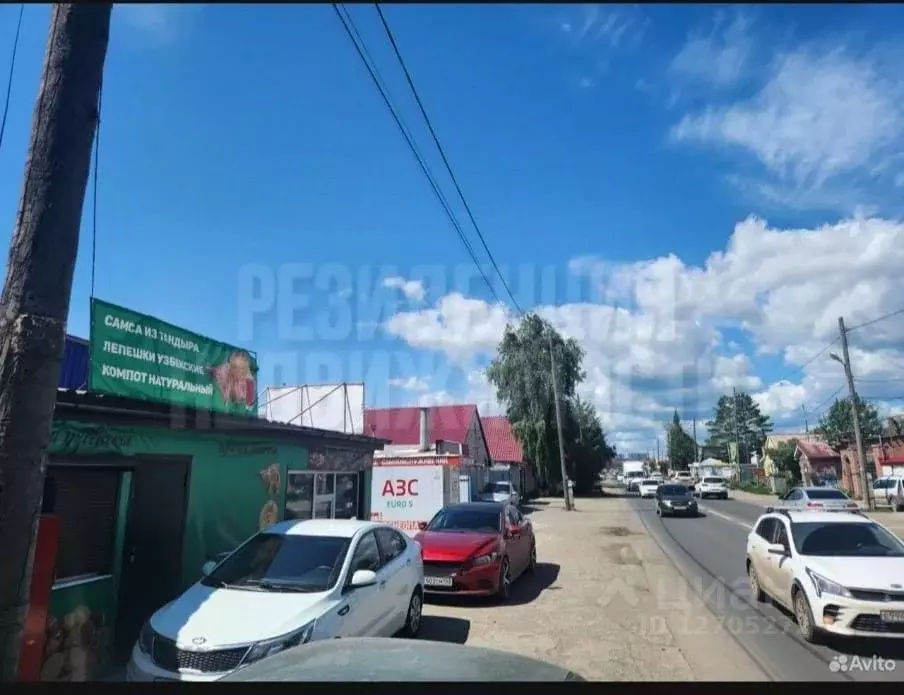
[425, 496, 766, 681]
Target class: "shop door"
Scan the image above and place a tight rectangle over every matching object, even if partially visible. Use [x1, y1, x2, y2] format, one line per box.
[115, 458, 189, 661]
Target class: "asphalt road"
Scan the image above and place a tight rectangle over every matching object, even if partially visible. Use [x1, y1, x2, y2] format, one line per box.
[624, 493, 904, 682]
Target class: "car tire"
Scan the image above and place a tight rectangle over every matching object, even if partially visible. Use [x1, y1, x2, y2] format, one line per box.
[525, 542, 537, 574]
[400, 588, 423, 638]
[793, 588, 821, 644]
[747, 562, 766, 603]
[495, 557, 511, 603]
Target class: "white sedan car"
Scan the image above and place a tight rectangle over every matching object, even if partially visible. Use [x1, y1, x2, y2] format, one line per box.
[127, 519, 425, 682]
[695, 477, 728, 500]
[638, 479, 660, 499]
[746, 510, 904, 643]
[479, 481, 520, 507]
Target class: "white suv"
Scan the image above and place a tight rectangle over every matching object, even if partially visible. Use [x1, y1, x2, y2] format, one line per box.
[695, 477, 728, 500]
[745, 510, 904, 643]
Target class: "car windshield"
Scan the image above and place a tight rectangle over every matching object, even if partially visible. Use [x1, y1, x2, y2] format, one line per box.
[805, 489, 848, 500]
[202, 533, 350, 592]
[482, 483, 511, 494]
[659, 485, 690, 496]
[703, 477, 723, 484]
[427, 507, 501, 533]
[792, 522, 904, 557]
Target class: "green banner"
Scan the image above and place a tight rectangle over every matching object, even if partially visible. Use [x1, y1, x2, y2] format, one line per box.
[89, 298, 258, 416]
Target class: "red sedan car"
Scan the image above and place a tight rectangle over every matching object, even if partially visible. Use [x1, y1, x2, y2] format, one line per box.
[413, 502, 536, 601]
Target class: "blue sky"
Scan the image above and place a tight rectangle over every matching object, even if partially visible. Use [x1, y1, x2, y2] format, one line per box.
[4, 4, 904, 452]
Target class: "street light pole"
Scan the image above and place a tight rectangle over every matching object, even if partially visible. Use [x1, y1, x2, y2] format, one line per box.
[832, 316, 872, 511]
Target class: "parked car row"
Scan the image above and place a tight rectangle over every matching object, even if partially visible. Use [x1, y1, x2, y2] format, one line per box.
[127, 501, 537, 682]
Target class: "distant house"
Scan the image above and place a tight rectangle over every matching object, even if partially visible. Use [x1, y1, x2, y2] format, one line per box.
[481, 415, 537, 498]
[796, 439, 841, 486]
[364, 404, 490, 499]
[762, 433, 808, 477]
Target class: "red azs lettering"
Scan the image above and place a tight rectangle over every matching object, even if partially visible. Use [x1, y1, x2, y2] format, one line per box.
[381, 479, 418, 496]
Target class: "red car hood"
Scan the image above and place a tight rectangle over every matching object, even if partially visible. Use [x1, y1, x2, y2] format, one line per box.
[414, 531, 500, 562]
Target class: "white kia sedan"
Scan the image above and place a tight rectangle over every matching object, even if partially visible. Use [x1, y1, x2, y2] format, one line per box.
[746, 510, 904, 643]
[126, 519, 424, 682]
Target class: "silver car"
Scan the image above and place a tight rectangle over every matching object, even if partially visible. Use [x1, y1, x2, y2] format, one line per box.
[768, 486, 859, 513]
[479, 481, 520, 507]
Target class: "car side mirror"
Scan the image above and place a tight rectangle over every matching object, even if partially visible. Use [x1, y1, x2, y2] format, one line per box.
[417, 521, 428, 531]
[767, 543, 788, 556]
[201, 560, 217, 577]
[349, 569, 377, 588]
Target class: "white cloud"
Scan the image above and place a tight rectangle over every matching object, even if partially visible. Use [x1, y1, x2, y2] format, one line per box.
[672, 46, 904, 204]
[383, 214, 904, 450]
[114, 5, 201, 43]
[382, 276, 426, 302]
[669, 13, 752, 87]
[387, 376, 431, 393]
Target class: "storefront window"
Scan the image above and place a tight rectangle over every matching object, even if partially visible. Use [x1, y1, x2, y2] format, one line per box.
[45, 467, 121, 582]
[285, 473, 314, 521]
[286, 471, 360, 521]
[334, 473, 359, 519]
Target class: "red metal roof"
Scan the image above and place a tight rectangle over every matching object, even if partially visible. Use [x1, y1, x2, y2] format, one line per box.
[874, 441, 904, 465]
[797, 440, 840, 460]
[481, 415, 524, 464]
[364, 405, 476, 446]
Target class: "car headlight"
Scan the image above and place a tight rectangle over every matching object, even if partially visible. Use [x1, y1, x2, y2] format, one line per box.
[138, 621, 155, 655]
[242, 621, 317, 665]
[469, 551, 499, 566]
[806, 569, 852, 599]
[663, 500, 673, 506]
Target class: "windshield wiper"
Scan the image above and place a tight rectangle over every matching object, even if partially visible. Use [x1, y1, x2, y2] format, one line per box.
[249, 580, 319, 593]
[216, 581, 267, 592]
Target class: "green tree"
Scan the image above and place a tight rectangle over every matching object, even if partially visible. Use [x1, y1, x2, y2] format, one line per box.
[767, 439, 801, 483]
[486, 314, 585, 487]
[705, 392, 773, 463]
[667, 410, 697, 471]
[815, 395, 882, 451]
[564, 396, 616, 494]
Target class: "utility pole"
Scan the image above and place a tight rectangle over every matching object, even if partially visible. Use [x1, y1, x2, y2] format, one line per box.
[801, 405, 809, 437]
[836, 316, 873, 511]
[692, 418, 698, 461]
[0, 5, 112, 681]
[656, 436, 660, 464]
[548, 330, 572, 511]
[732, 387, 741, 466]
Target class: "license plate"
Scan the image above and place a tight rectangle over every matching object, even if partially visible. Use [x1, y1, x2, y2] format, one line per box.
[424, 576, 453, 587]
[880, 610, 904, 623]
[673, 505, 686, 509]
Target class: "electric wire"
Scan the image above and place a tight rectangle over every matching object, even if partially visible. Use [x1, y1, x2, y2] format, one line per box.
[845, 306, 904, 333]
[0, 4, 24, 154]
[373, 2, 523, 315]
[332, 3, 499, 302]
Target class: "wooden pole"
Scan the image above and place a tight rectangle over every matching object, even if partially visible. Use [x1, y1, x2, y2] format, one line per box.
[0, 5, 112, 681]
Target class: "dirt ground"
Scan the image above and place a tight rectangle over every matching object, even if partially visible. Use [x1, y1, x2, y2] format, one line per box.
[419, 495, 767, 681]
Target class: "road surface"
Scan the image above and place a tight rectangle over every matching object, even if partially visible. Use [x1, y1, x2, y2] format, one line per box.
[626, 493, 904, 681]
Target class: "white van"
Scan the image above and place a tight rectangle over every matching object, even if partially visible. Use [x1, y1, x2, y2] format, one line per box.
[872, 476, 904, 511]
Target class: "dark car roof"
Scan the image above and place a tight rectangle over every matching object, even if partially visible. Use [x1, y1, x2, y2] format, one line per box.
[445, 501, 505, 512]
[221, 638, 583, 682]
[659, 485, 693, 496]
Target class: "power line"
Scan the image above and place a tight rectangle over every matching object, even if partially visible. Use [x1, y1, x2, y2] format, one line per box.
[373, 2, 523, 315]
[809, 385, 845, 417]
[331, 3, 499, 303]
[846, 306, 904, 333]
[771, 337, 839, 386]
[0, 4, 25, 153]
